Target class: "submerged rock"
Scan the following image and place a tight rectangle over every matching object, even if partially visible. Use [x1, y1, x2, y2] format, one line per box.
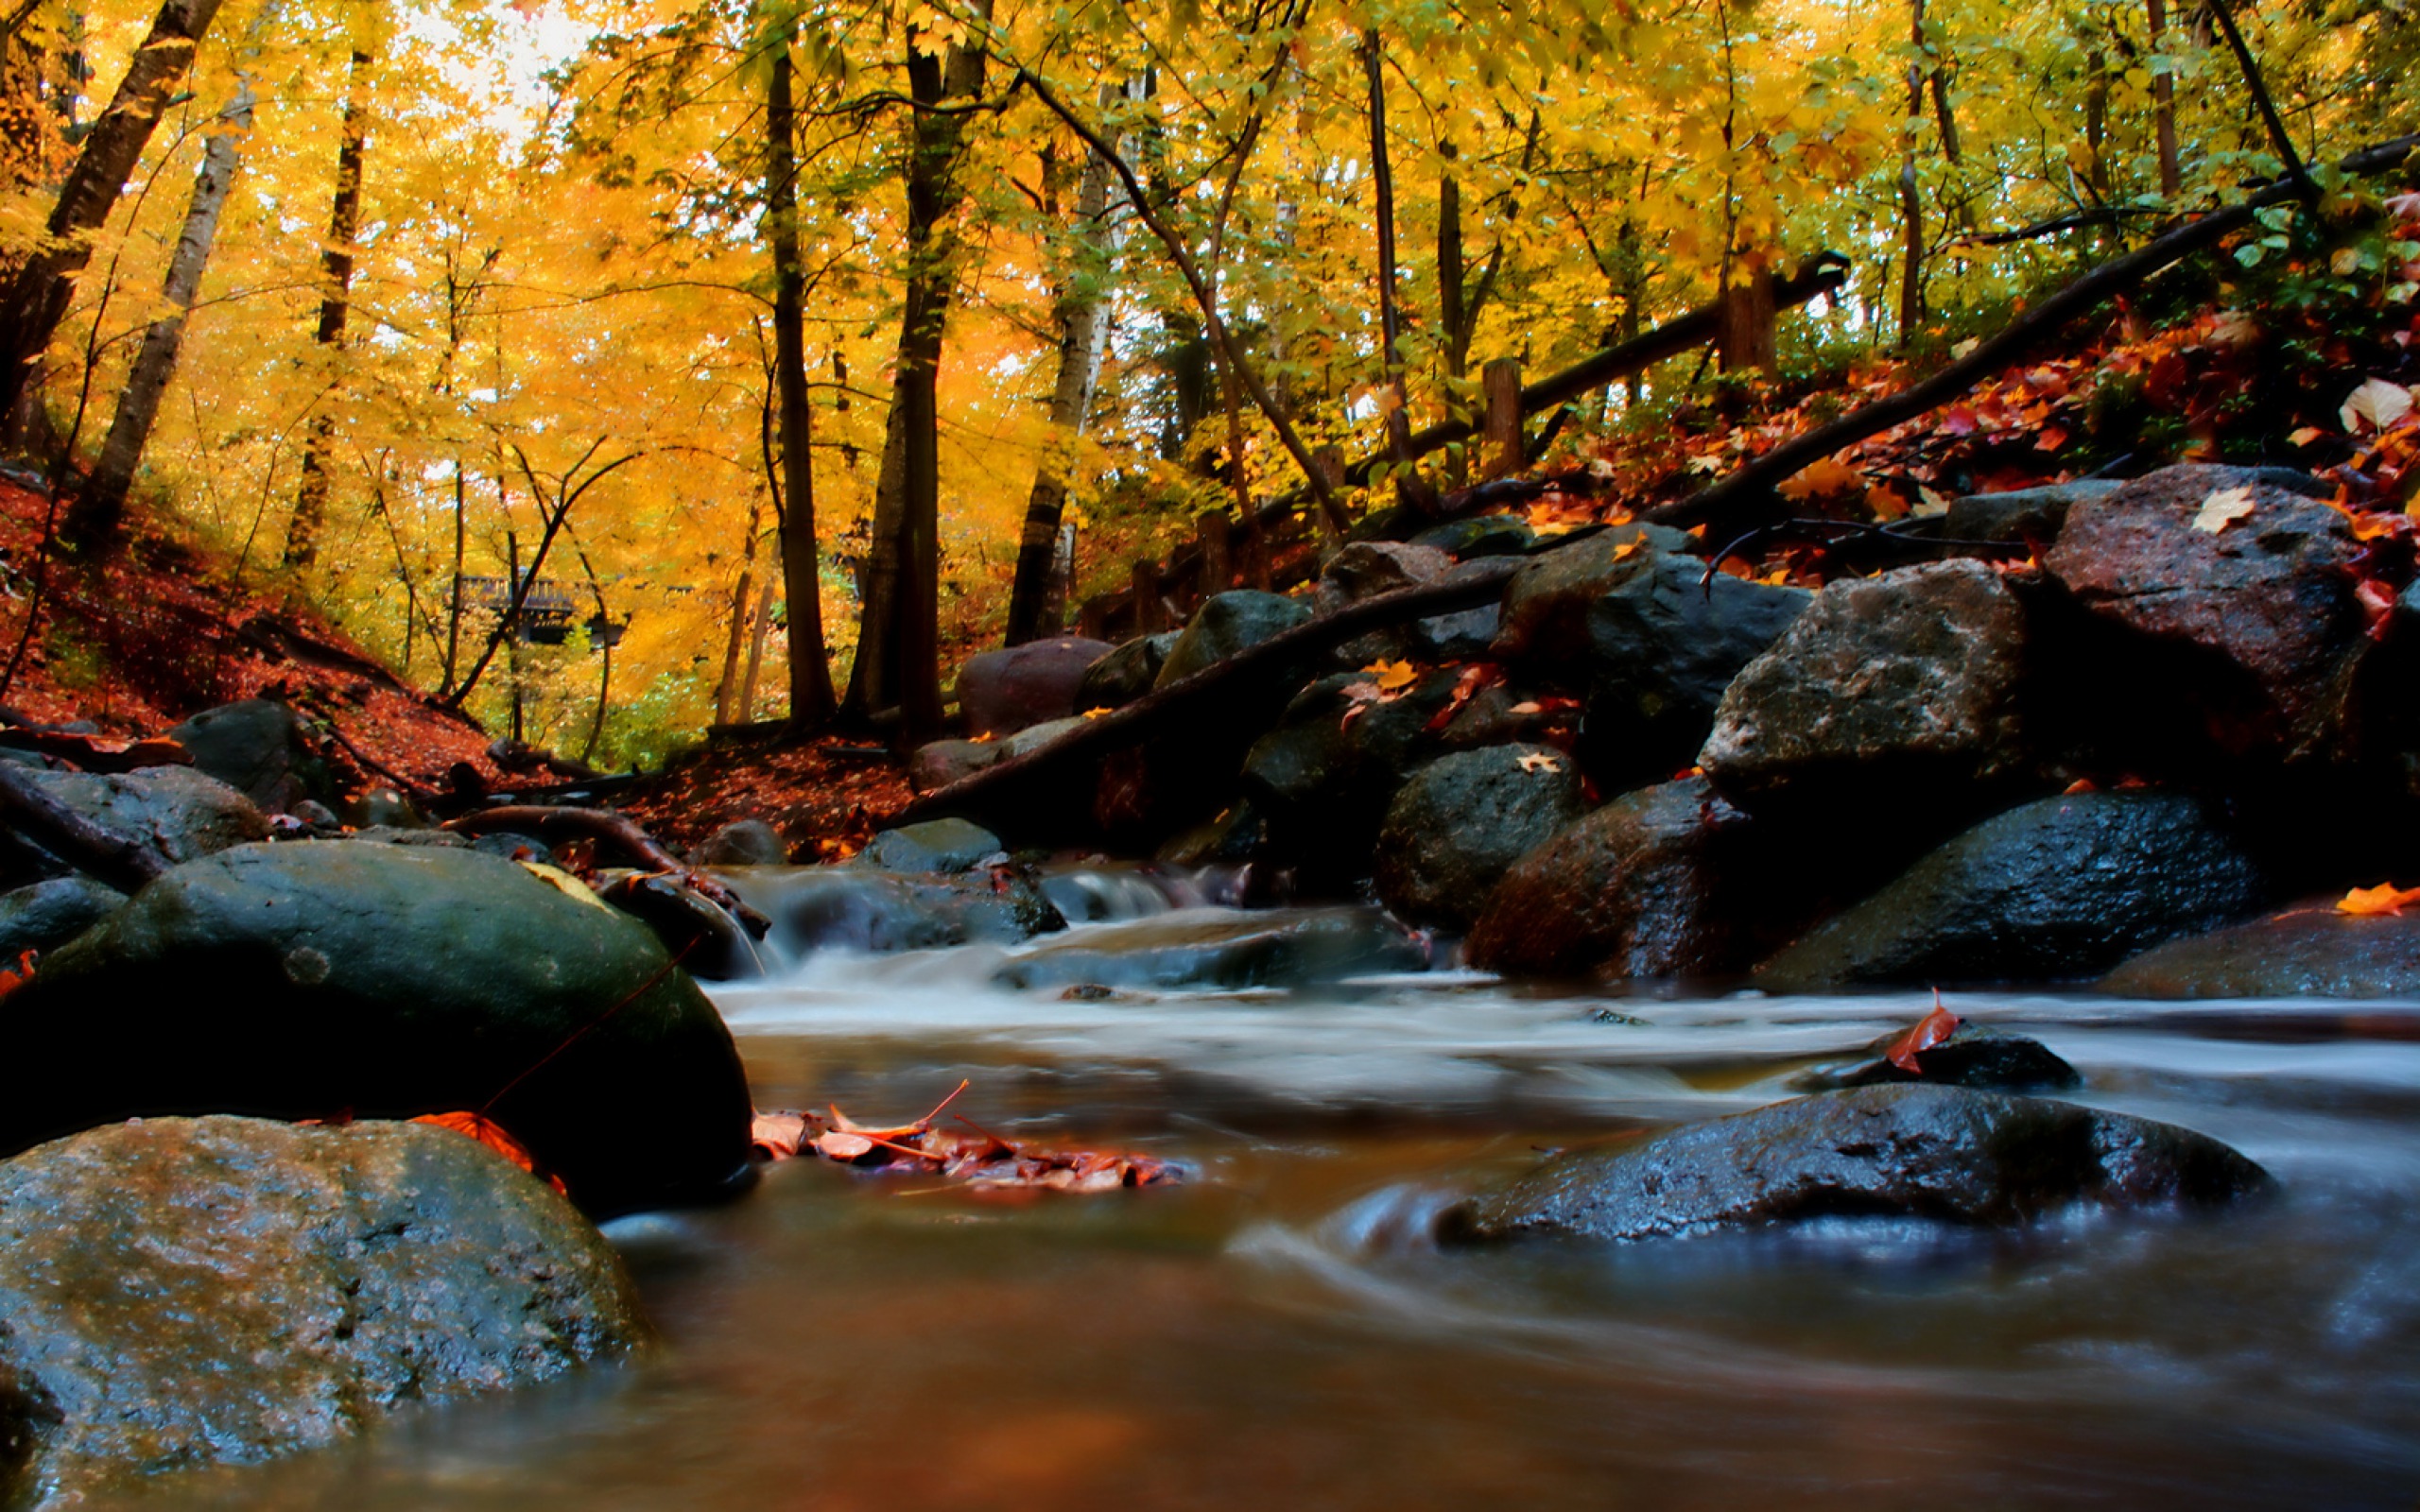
[0, 1116, 648, 1506]
[1787, 1022, 2081, 1093]
[1754, 792, 2269, 990]
[0, 841, 753, 1216]
[994, 906, 1428, 992]
[1441, 1083, 2267, 1244]
[1699, 558, 2032, 809]
[2102, 902, 2420, 998]
[956, 636, 1115, 738]
[739, 864, 1063, 956]
[1375, 745, 1584, 930]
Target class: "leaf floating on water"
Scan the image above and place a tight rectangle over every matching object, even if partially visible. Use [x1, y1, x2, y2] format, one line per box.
[2190, 486, 2257, 535]
[749, 1086, 1183, 1194]
[1883, 992, 1962, 1074]
[750, 1109, 809, 1160]
[2337, 883, 2420, 917]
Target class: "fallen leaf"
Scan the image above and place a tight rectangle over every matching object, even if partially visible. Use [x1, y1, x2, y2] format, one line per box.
[2190, 485, 2257, 534]
[0, 949, 34, 1003]
[2062, 778, 2099, 795]
[751, 1109, 810, 1160]
[2035, 424, 2070, 453]
[1364, 659, 1418, 693]
[1914, 485, 1953, 517]
[2290, 425, 2326, 447]
[1516, 751, 1564, 774]
[2339, 883, 2420, 917]
[1610, 539, 1645, 562]
[412, 1110, 567, 1193]
[1776, 455, 1864, 503]
[1866, 484, 1910, 521]
[1884, 993, 1962, 1074]
[2342, 378, 2413, 434]
[516, 861, 614, 912]
[1423, 662, 1505, 732]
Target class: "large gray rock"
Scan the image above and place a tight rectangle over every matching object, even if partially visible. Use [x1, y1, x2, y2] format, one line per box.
[0, 876, 121, 960]
[1375, 745, 1585, 930]
[1441, 1083, 2269, 1244]
[2102, 902, 2420, 998]
[164, 698, 325, 813]
[907, 738, 1002, 794]
[1699, 558, 2032, 808]
[5, 765, 268, 879]
[692, 818, 788, 867]
[0, 1116, 647, 1506]
[856, 816, 1004, 874]
[1315, 541, 1457, 666]
[1942, 479, 2122, 543]
[1409, 513, 1536, 558]
[1755, 792, 2270, 990]
[1576, 550, 1812, 791]
[2043, 464, 2363, 749]
[955, 637, 1115, 738]
[994, 906, 1429, 992]
[1154, 591, 1313, 688]
[1491, 522, 1696, 670]
[0, 842, 752, 1216]
[731, 864, 1063, 957]
[1075, 632, 1180, 711]
[1239, 669, 1477, 884]
[1465, 778, 1807, 979]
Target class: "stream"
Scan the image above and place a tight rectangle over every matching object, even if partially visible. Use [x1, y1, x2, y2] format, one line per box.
[112, 868, 2420, 1510]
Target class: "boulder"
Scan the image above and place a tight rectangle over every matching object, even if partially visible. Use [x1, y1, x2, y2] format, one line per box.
[694, 818, 788, 867]
[1787, 1022, 2081, 1093]
[163, 698, 325, 813]
[2102, 902, 2420, 998]
[1375, 745, 1585, 930]
[1754, 792, 2269, 990]
[0, 842, 753, 1216]
[908, 738, 1003, 794]
[1412, 600, 1502, 661]
[955, 637, 1115, 738]
[2, 765, 267, 882]
[1409, 513, 1536, 558]
[1238, 669, 1468, 883]
[1153, 800, 1269, 869]
[1313, 541, 1453, 610]
[1575, 551, 1811, 792]
[732, 865, 1063, 956]
[1075, 631, 1181, 711]
[0, 876, 121, 960]
[1490, 522, 1696, 670]
[1465, 778, 1808, 980]
[999, 714, 1087, 761]
[1941, 479, 2122, 543]
[1154, 591, 1313, 689]
[1699, 558, 2033, 809]
[994, 906, 1429, 992]
[2042, 464, 2362, 750]
[0, 1116, 647, 1505]
[1440, 1083, 2268, 1244]
[593, 871, 769, 981]
[856, 817, 1005, 874]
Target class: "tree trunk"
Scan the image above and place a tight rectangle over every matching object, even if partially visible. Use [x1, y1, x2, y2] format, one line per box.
[738, 578, 774, 720]
[841, 1, 990, 739]
[1897, 42, 1926, 349]
[2149, 0, 2181, 197]
[69, 12, 265, 552]
[0, 0, 227, 430]
[1004, 95, 1117, 646]
[282, 45, 372, 571]
[441, 461, 466, 695]
[1362, 29, 1433, 514]
[763, 30, 837, 726]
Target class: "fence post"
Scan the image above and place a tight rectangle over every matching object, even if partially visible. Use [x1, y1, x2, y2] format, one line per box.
[1131, 558, 1163, 633]
[1718, 264, 1778, 373]
[1197, 509, 1232, 598]
[1077, 594, 1109, 642]
[1482, 357, 1523, 479]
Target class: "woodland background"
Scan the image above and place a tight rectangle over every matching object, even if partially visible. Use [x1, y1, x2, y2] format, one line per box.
[0, 0, 2411, 767]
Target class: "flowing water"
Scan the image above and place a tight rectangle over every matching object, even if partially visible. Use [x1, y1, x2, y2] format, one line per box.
[118, 868, 2420, 1510]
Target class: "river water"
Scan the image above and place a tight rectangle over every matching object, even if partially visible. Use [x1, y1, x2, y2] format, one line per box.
[116, 872, 2420, 1510]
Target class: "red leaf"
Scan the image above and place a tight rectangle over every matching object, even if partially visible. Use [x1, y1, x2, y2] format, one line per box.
[412, 1110, 567, 1194]
[1883, 995, 1962, 1074]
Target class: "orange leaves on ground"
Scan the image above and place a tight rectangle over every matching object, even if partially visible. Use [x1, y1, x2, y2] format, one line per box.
[411, 1110, 569, 1194]
[1775, 455, 1864, 503]
[1515, 751, 1564, 774]
[0, 949, 35, 1004]
[1364, 659, 1418, 693]
[1884, 991, 1962, 1074]
[2338, 884, 2420, 917]
[752, 1081, 1182, 1194]
[1424, 662, 1504, 732]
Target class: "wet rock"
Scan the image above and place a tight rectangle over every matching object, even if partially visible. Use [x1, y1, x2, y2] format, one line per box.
[0, 876, 121, 960]
[994, 906, 1428, 992]
[1, 765, 268, 884]
[1314, 541, 1453, 609]
[1154, 591, 1314, 689]
[737, 865, 1063, 956]
[1942, 479, 2122, 543]
[340, 787, 425, 829]
[857, 817, 1004, 875]
[999, 715, 1087, 761]
[2102, 902, 2420, 998]
[163, 698, 326, 813]
[0, 842, 752, 1216]
[908, 737, 1002, 794]
[2042, 464, 2362, 749]
[1787, 1022, 2081, 1093]
[956, 636, 1115, 738]
[1412, 600, 1501, 661]
[1699, 558, 2032, 809]
[0, 1116, 647, 1506]
[1575, 550, 1812, 792]
[595, 871, 768, 981]
[694, 818, 788, 867]
[1075, 632, 1181, 711]
[1465, 778, 1809, 980]
[1409, 513, 1536, 558]
[467, 830, 555, 866]
[1154, 800, 1268, 868]
[1491, 522, 1697, 670]
[1754, 792, 2269, 990]
[1239, 669, 1468, 884]
[1441, 1083, 2268, 1244]
[1375, 745, 1585, 930]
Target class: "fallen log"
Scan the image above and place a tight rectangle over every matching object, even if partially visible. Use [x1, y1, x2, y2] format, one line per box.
[0, 760, 173, 892]
[897, 557, 1525, 831]
[1649, 132, 2420, 536]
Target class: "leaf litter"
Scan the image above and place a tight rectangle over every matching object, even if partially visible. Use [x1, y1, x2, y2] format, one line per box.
[749, 1080, 1184, 1194]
